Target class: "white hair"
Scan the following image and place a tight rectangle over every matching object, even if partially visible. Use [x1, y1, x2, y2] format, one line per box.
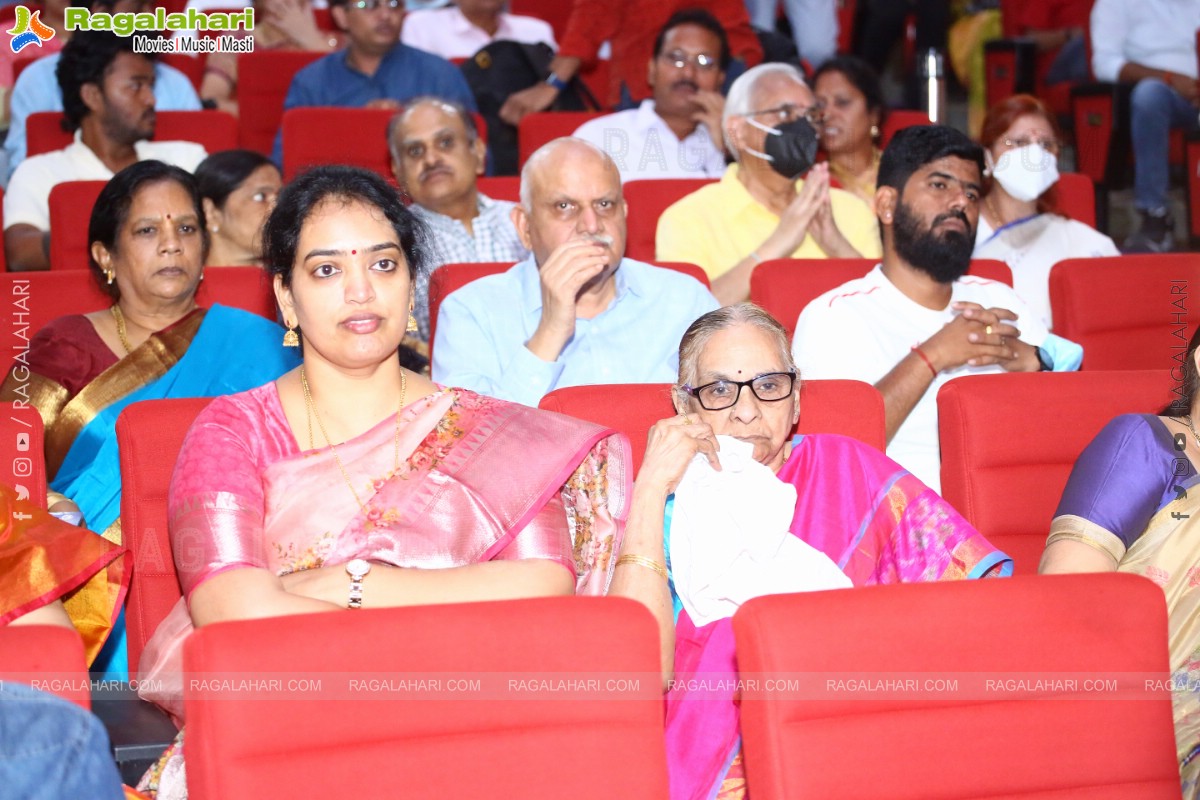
[722, 62, 808, 158]
[518, 136, 618, 210]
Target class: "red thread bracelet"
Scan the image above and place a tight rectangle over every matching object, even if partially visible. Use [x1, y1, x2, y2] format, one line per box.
[911, 345, 937, 377]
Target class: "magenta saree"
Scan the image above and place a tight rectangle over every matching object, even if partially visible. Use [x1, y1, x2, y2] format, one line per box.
[138, 383, 631, 722]
[664, 434, 1012, 800]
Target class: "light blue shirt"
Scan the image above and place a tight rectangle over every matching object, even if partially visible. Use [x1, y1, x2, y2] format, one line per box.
[431, 256, 719, 407]
[3, 57, 201, 185]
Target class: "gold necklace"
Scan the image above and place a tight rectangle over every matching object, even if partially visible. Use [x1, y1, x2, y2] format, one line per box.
[829, 149, 880, 199]
[110, 304, 133, 354]
[300, 366, 407, 513]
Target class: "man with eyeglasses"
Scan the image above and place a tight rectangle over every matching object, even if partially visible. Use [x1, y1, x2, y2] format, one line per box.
[431, 137, 718, 407]
[656, 62, 880, 306]
[389, 97, 528, 341]
[270, 0, 476, 166]
[573, 9, 729, 181]
[792, 125, 1082, 493]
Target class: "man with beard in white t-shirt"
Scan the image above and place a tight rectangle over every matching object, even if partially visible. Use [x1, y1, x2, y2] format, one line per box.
[792, 125, 1083, 493]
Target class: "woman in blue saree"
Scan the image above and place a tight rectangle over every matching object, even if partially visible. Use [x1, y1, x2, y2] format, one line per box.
[0, 161, 298, 679]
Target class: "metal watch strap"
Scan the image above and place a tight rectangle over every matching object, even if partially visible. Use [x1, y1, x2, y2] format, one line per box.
[348, 574, 365, 609]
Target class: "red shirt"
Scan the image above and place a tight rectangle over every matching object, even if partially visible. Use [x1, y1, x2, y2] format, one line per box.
[557, 0, 762, 107]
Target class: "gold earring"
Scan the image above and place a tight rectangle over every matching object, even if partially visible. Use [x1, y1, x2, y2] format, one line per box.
[406, 303, 418, 334]
[870, 124, 880, 139]
[283, 322, 299, 347]
[105, 269, 114, 285]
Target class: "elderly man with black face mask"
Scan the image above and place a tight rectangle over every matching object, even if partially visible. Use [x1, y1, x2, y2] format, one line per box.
[792, 125, 1083, 494]
[655, 62, 880, 305]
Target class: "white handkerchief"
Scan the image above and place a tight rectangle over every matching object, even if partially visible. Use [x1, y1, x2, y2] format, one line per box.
[670, 435, 851, 626]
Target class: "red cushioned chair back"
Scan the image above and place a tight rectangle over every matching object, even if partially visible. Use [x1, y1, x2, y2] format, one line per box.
[622, 178, 716, 263]
[117, 396, 211, 676]
[475, 175, 521, 202]
[751, 258, 1012, 338]
[194, 266, 279, 321]
[237, 50, 324, 155]
[48, 180, 105, 271]
[27, 110, 236, 157]
[1056, 171, 1097, 227]
[282, 106, 396, 182]
[0, 626, 90, 709]
[733, 574, 1178, 799]
[516, 111, 606, 171]
[1050, 255, 1200, 370]
[539, 380, 884, 472]
[0, 272, 111, 374]
[652, 260, 710, 288]
[0, 402, 47, 507]
[880, 109, 931, 147]
[427, 261, 513, 357]
[184, 596, 669, 800]
[938, 370, 1172, 573]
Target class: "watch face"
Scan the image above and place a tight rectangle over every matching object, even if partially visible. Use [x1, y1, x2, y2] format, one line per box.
[346, 559, 371, 578]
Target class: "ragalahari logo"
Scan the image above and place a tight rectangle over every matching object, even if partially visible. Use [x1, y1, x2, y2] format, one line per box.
[8, 5, 55, 54]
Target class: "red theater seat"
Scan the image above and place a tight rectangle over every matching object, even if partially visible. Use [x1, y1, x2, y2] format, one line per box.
[0, 271, 110, 373]
[26, 110, 236, 157]
[734, 574, 1179, 799]
[48, 180, 105, 271]
[0, 626, 91, 709]
[427, 261, 513, 358]
[282, 106, 396, 182]
[751, 258, 1013, 338]
[539, 379, 885, 472]
[517, 111, 605, 169]
[237, 50, 323, 155]
[475, 176, 521, 203]
[938, 370, 1173, 573]
[624, 178, 715, 263]
[1050, 255, 1200, 370]
[184, 597, 669, 800]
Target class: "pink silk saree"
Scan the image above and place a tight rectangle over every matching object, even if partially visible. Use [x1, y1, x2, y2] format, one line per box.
[138, 383, 631, 722]
[664, 434, 1012, 800]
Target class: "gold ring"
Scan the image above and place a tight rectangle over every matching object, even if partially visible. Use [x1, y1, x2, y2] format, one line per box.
[985, 325, 993, 335]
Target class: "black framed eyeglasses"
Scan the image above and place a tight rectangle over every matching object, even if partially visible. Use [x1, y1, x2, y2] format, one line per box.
[682, 371, 797, 411]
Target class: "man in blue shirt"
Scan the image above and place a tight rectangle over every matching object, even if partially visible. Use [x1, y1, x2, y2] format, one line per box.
[432, 137, 719, 407]
[271, 0, 477, 165]
[2, 0, 201, 185]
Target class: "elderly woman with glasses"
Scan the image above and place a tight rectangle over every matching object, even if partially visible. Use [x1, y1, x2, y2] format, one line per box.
[654, 62, 882, 306]
[615, 303, 1011, 800]
[973, 94, 1118, 329]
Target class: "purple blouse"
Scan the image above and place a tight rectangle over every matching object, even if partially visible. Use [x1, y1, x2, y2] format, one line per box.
[1055, 414, 1199, 548]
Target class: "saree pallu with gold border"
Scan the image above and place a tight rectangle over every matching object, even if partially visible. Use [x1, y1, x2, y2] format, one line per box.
[663, 434, 1013, 800]
[138, 385, 631, 724]
[1, 305, 299, 680]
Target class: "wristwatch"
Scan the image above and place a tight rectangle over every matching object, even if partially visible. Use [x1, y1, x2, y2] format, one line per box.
[1036, 346, 1054, 372]
[346, 559, 371, 609]
[545, 72, 569, 92]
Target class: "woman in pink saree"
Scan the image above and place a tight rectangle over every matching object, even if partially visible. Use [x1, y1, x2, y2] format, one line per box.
[621, 303, 1011, 800]
[136, 166, 630, 798]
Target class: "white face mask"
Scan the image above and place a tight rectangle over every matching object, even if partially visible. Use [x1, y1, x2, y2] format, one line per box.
[988, 142, 1059, 203]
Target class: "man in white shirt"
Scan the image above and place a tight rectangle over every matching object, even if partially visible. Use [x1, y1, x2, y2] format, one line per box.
[400, 0, 556, 60]
[389, 96, 528, 340]
[4, 31, 206, 271]
[1091, 0, 1200, 252]
[573, 9, 728, 181]
[793, 126, 1082, 493]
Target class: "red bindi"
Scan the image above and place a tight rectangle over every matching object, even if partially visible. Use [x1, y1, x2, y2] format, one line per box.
[166, 214, 171, 219]
[352, 249, 357, 255]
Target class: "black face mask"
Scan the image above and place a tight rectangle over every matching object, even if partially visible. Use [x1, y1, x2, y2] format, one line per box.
[745, 117, 820, 180]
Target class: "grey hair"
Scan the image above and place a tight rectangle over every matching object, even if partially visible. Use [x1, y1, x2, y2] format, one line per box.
[518, 136, 619, 210]
[673, 303, 798, 410]
[386, 96, 478, 167]
[721, 62, 808, 158]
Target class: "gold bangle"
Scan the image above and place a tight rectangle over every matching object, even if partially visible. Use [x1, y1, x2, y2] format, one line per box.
[616, 554, 669, 581]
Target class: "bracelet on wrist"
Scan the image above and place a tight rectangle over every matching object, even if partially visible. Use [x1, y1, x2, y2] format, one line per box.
[616, 554, 669, 581]
[545, 73, 569, 92]
[911, 345, 938, 377]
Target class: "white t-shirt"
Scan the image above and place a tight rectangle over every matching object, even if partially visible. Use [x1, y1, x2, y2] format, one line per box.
[792, 264, 1051, 493]
[4, 132, 207, 231]
[973, 213, 1119, 330]
[400, 7, 556, 60]
[573, 100, 727, 182]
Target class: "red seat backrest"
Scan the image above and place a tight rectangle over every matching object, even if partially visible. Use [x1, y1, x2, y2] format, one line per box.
[184, 597, 669, 800]
[282, 106, 396, 182]
[195, 266, 279, 321]
[27, 110, 236, 157]
[160, 53, 205, 91]
[0, 271, 111, 374]
[938, 370, 1173, 573]
[751, 258, 1013, 338]
[1050, 255, 1200, 370]
[48, 180, 106, 271]
[880, 109, 931, 147]
[0, 626, 91, 709]
[0, 402, 47, 507]
[623, 178, 716, 263]
[539, 380, 885, 473]
[476, 175, 521, 203]
[117, 396, 211, 675]
[734, 574, 1179, 799]
[1056, 171, 1096, 228]
[427, 261, 513, 356]
[237, 50, 324, 155]
[516, 111, 606, 170]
